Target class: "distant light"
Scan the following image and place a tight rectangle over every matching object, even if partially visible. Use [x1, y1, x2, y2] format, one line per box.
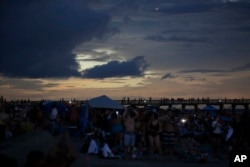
[69, 100, 72, 104]
[181, 118, 187, 123]
[155, 7, 159, 11]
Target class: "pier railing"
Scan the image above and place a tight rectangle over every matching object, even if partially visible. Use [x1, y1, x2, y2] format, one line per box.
[1, 98, 250, 111]
[118, 98, 250, 106]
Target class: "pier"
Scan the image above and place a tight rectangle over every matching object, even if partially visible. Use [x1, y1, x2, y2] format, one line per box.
[118, 98, 250, 112]
[1, 96, 250, 112]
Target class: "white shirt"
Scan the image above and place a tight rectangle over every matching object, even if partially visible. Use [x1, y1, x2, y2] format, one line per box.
[50, 108, 58, 120]
[212, 120, 222, 134]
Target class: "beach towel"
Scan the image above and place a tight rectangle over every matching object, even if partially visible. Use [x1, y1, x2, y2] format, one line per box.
[101, 143, 113, 158]
[225, 126, 234, 141]
[87, 139, 99, 154]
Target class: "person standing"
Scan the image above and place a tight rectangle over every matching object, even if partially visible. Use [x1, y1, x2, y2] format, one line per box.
[0, 103, 9, 141]
[161, 120, 177, 159]
[122, 107, 139, 160]
[50, 104, 58, 123]
[147, 112, 163, 159]
[49, 104, 59, 135]
[110, 111, 124, 147]
[211, 116, 223, 158]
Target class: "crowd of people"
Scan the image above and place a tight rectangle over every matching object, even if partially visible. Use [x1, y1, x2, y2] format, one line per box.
[0, 101, 78, 167]
[92, 106, 250, 161]
[0, 99, 250, 166]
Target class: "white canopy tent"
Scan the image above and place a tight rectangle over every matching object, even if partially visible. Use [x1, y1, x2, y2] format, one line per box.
[87, 95, 124, 110]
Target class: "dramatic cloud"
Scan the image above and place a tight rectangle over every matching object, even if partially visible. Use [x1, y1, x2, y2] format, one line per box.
[0, 0, 112, 78]
[83, 56, 149, 79]
[1, 0, 250, 100]
[161, 73, 177, 80]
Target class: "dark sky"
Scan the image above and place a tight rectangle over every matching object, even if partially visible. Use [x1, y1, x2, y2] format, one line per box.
[1, 0, 250, 100]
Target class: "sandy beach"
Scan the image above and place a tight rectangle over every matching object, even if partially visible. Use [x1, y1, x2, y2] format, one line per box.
[0, 130, 229, 167]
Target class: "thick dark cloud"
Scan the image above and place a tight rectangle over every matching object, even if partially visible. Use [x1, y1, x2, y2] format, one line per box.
[83, 56, 149, 79]
[0, 0, 112, 78]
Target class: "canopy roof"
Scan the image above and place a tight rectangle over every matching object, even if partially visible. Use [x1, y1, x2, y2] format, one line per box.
[202, 105, 218, 111]
[88, 95, 124, 110]
[42, 100, 69, 113]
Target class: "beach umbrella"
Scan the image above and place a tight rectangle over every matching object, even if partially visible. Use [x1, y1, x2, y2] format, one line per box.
[202, 105, 218, 111]
[202, 105, 218, 117]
